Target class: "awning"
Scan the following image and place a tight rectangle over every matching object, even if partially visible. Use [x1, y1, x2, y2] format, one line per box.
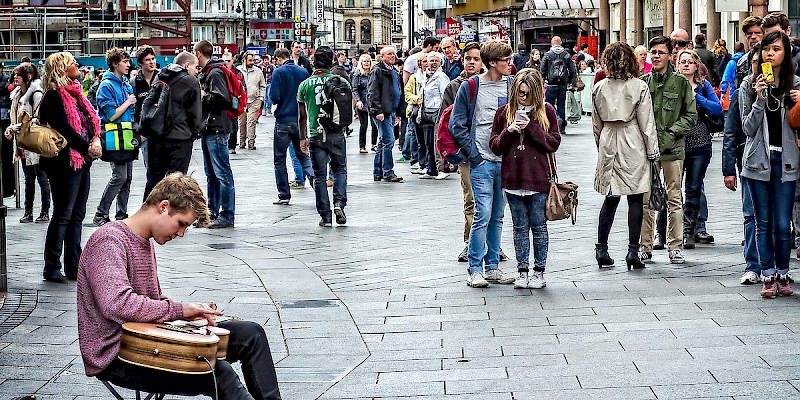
[524, 0, 598, 10]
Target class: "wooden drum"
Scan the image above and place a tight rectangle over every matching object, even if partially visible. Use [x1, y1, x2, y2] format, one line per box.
[118, 323, 220, 374]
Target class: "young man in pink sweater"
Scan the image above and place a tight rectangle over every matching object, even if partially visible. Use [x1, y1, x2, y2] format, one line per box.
[77, 173, 282, 399]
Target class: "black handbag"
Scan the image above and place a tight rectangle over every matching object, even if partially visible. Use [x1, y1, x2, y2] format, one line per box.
[408, 104, 420, 121]
[100, 121, 141, 163]
[647, 162, 667, 212]
[416, 107, 439, 126]
[700, 111, 724, 133]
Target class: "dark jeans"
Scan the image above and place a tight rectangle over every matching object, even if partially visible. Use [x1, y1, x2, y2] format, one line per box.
[506, 192, 549, 272]
[97, 161, 133, 220]
[202, 132, 236, 223]
[597, 194, 644, 247]
[415, 121, 428, 171]
[229, 117, 239, 150]
[97, 321, 281, 400]
[309, 133, 347, 221]
[144, 138, 194, 200]
[274, 122, 313, 200]
[740, 168, 761, 273]
[545, 84, 567, 133]
[422, 125, 438, 176]
[356, 108, 377, 150]
[42, 162, 91, 279]
[745, 151, 795, 276]
[22, 162, 50, 214]
[683, 148, 712, 236]
[398, 115, 407, 153]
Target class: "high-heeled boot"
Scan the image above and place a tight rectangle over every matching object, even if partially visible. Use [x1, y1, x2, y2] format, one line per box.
[626, 244, 645, 270]
[595, 243, 614, 268]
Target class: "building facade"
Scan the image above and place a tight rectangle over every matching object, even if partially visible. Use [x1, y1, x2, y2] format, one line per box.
[339, 0, 392, 55]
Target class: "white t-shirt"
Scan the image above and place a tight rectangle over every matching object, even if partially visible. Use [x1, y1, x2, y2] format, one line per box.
[404, 51, 425, 76]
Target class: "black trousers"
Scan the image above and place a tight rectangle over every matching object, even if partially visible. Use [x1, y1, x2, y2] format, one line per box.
[597, 194, 644, 247]
[422, 125, 438, 176]
[97, 321, 282, 400]
[229, 117, 239, 150]
[42, 162, 91, 279]
[144, 138, 194, 200]
[356, 108, 377, 149]
[22, 162, 51, 214]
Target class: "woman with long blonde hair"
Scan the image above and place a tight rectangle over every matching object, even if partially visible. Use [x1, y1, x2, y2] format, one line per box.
[489, 68, 561, 289]
[351, 53, 377, 153]
[38, 51, 102, 283]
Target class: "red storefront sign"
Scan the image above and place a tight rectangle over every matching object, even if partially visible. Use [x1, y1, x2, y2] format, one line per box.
[446, 18, 462, 36]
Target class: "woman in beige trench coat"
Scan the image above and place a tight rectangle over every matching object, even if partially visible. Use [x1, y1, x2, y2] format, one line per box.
[592, 42, 659, 270]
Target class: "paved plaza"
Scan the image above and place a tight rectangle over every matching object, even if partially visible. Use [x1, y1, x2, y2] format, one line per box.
[1, 114, 799, 399]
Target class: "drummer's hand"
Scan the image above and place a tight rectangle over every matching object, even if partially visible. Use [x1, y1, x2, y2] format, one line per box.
[182, 302, 222, 326]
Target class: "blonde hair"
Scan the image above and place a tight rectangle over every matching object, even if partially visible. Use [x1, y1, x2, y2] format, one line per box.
[144, 172, 210, 227]
[634, 45, 648, 58]
[355, 54, 372, 75]
[506, 68, 549, 132]
[677, 49, 703, 84]
[43, 51, 76, 90]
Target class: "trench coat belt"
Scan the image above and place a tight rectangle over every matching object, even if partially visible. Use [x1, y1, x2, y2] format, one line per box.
[603, 120, 638, 128]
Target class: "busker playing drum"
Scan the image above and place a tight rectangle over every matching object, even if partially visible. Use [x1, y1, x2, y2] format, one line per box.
[76, 172, 282, 399]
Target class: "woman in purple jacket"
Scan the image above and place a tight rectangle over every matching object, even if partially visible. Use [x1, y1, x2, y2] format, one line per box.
[490, 68, 561, 289]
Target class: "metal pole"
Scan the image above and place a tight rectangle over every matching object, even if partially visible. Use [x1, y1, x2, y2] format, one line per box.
[0, 126, 7, 293]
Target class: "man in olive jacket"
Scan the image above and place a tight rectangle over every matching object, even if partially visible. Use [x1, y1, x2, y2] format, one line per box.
[639, 36, 697, 265]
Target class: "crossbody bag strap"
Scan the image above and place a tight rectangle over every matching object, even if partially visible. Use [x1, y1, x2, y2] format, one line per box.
[547, 153, 558, 182]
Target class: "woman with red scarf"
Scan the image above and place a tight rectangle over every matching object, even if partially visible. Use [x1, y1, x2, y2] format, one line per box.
[39, 52, 102, 283]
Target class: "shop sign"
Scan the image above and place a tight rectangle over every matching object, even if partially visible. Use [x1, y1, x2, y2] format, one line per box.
[715, 0, 747, 12]
[315, 0, 324, 24]
[647, 0, 664, 23]
[446, 18, 463, 35]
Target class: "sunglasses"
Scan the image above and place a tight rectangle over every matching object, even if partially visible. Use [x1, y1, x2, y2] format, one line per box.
[675, 40, 691, 48]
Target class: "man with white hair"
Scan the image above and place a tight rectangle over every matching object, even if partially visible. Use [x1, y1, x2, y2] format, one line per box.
[441, 37, 463, 80]
[368, 46, 404, 182]
[539, 36, 577, 134]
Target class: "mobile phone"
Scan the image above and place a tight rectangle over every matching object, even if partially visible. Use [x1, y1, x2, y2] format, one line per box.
[762, 62, 774, 83]
[515, 110, 527, 120]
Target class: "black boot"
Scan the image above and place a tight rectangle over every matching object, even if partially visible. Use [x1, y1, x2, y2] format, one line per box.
[683, 233, 696, 249]
[625, 244, 645, 270]
[682, 205, 699, 250]
[595, 243, 614, 268]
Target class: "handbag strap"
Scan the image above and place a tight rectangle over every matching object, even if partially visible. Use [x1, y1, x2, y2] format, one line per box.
[547, 153, 558, 182]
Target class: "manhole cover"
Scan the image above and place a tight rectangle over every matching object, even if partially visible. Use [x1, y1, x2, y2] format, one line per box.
[277, 300, 341, 309]
[206, 242, 258, 250]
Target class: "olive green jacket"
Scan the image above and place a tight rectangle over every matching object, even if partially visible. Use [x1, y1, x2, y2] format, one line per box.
[641, 67, 698, 161]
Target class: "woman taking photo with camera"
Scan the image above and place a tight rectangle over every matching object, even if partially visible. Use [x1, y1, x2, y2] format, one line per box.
[489, 68, 560, 289]
[739, 31, 800, 298]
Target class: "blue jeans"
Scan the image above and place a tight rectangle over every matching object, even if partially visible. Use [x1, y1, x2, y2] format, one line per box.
[468, 160, 504, 273]
[264, 84, 273, 110]
[506, 192, 549, 272]
[545, 84, 567, 133]
[201, 132, 236, 223]
[309, 133, 347, 220]
[403, 117, 419, 164]
[287, 144, 309, 184]
[744, 151, 795, 276]
[696, 186, 708, 233]
[372, 114, 397, 178]
[274, 122, 313, 200]
[740, 171, 761, 273]
[683, 148, 712, 236]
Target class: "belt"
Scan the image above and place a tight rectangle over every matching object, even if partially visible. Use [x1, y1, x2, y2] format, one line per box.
[769, 145, 783, 152]
[604, 120, 638, 128]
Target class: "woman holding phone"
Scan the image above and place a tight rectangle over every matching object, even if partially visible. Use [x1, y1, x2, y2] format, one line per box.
[489, 68, 560, 289]
[739, 30, 800, 298]
[591, 42, 659, 270]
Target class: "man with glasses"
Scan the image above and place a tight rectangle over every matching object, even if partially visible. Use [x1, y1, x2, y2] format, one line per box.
[441, 37, 463, 80]
[539, 36, 577, 134]
[639, 36, 697, 265]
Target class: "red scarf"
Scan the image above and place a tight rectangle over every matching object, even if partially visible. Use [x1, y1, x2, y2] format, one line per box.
[56, 80, 99, 170]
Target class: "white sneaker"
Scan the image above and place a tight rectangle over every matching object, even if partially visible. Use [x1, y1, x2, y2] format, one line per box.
[740, 271, 761, 285]
[411, 168, 427, 175]
[435, 173, 450, 180]
[528, 271, 546, 289]
[467, 272, 489, 288]
[669, 249, 685, 264]
[485, 268, 515, 284]
[419, 174, 435, 179]
[514, 272, 529, 289]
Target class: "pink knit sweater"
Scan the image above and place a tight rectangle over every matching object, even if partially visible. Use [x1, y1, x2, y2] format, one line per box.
[77, 221, 184, 376]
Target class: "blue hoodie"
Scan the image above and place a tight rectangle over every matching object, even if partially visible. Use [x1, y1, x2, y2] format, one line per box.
[720, 52, 744, 99]
[96, 71, 135, 124]
[269, 59, 310, 124]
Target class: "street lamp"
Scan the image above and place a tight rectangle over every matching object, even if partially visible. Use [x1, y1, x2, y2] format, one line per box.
[235, 1, 248, 50]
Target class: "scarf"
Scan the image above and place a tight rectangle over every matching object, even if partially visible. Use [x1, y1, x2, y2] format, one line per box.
[56, 80, 99, 170]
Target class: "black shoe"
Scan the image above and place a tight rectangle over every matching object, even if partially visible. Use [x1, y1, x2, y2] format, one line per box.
[384, 176, 403, 183]
[115, 214, 129, 221]
[595, 243, 614, 268]
[458, 246, 469, 262]
[43, 271, 68, 283]
[319, 218, 332, 227]
[499, 249, 509, 262]
[35, 212, 50, 223]
[92, 213, 111, 227]
[683, 234, 696, 250]
[374, 175, 383, 181]
[19, 212, 33, 223]
[695, 231, 715, 244]
[653, 234, 665, 250]
[207, 220, 234, 229]
[626, 245, 646, 270]
[334, 206, 347, 225]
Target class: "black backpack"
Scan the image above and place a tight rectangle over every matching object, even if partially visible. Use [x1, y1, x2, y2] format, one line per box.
[547, 51, 570, 85]
[317, 75, 353, 134]
[139, 70, 187, 138]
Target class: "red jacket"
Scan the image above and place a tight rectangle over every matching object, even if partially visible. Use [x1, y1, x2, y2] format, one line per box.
[489, 103, 561, 193]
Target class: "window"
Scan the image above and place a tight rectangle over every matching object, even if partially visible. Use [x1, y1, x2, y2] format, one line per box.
[345, 0, 354, 6]
[164, 0, 176, 10]
[193, 26, 214, 42]
[345, 19, 355, 43]
[192, 0, 205, 11]
[360, 0, 368, 7]
[215, 0, 225, 11]
[360, 19, 371, 44]
[225, 25, 235, 43]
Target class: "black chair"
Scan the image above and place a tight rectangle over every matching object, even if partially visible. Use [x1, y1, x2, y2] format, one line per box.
[99, 379, 165, 400]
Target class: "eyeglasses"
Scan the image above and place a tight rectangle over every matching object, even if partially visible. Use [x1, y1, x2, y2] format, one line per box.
[496, 57, 512, 63]
[675, 40, 691, 48]
[518, 90, 530, 99]
[679, 60, 696, 65]
[649, 50, 669, 56]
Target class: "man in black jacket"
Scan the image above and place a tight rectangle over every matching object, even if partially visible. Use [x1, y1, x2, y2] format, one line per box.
[142, 51, 203, 199]
[133, 45, 158, 170]
[368, 46, 404, 183]
[194, 40, 236, 229]
[291, 41, 313, 76]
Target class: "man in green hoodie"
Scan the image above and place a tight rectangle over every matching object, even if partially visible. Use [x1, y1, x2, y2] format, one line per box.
[639, 35, 697, 265]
